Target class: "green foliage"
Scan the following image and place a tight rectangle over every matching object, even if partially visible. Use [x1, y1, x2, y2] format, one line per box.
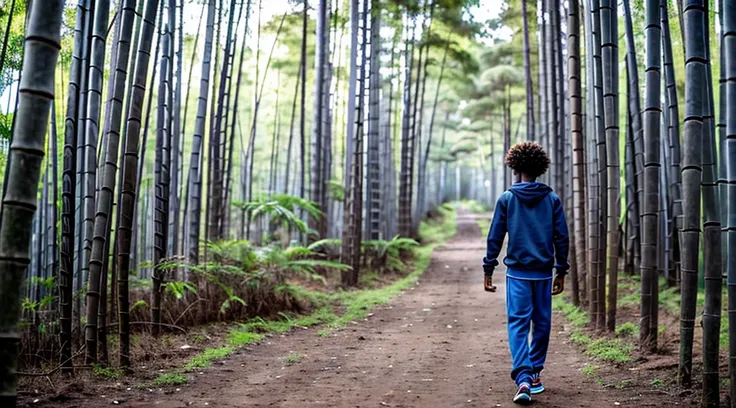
[615, 379, 633, 389]
[93, 365, 123, 379]
[462, 200, 490, 213]
[163, 281, 198, 300]
[363, 236, 419, 272]
[130, 300, 148, 313]
[228, 330, 265, 346]
[650, 378, 665, 388]
[418, 204, 457, 244]
[235, 194, 322, 236]
[283, 352, 302, 365]
[189, 333, 208, 344]
[326, 179, 345, 201]
[185, 346, 234, 370]
[569, 329, 592, 346]
[152, 373, 187, 387]
[581, 364, 597, 377]
[585, 339, 632, 364]
[551, 297, 588, 327]
[615, 323, 637, 338]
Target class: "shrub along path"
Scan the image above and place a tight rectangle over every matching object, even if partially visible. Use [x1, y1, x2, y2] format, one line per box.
[43, 210, 683, 407]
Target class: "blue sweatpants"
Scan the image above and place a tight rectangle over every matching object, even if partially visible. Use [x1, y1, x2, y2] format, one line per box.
[506, 276, 552, 386]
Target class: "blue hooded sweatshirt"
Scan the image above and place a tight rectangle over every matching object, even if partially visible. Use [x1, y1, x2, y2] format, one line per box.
[483, 181, 570, 280]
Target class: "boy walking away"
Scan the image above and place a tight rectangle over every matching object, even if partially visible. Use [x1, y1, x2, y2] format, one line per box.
[482, 142, 569, 405]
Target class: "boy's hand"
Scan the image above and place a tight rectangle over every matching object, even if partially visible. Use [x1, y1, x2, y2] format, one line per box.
[484, 275, 497, 292]
[552, 276, 565, 295]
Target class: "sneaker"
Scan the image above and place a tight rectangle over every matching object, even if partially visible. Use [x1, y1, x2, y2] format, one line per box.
[530, 373, 545, 395]
[513, 382, 532, 405]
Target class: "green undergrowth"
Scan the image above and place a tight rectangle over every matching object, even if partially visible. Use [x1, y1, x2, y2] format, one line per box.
[93, 365, 123, 379]
[614, 322, 637, 338]
[152, 373, 187, 387]
[553, 296, 632, 365]
[149, 206, 457, 387]
[283, 352, 302, 365]
[461, 199, 491, 214]
[616, 275, 729, 347]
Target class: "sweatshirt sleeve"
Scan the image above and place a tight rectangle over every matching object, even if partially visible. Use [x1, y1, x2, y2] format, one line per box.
[552, 194, 570, 276]
[483, 195, 508, 276]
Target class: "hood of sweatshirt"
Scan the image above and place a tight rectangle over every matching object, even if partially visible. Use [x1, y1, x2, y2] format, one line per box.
[508, 182, 553, 206]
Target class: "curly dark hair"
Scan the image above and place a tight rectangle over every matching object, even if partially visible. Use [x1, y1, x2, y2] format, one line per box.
[504, 141, 550, 179]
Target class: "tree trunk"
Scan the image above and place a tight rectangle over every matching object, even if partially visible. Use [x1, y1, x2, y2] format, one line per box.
[661, 0, 682, 287]
[341, 0, 368, 286]
[568, 0, 585, 308]
[622, 0, 643, 271]
[152, 26, 172, 337]
[421, 34, 450, 222]
[225, 0, 252, 236]
[186, 0, 216, 264]
[640, 0, 662, 353]
[723, 0, 736, 402]
[590, 0, 607, 329]
[117, 0, 160, 367]
[678, 0, 706, 386]
[600, 0, 620, 332]
[700, 4, 722, 404]
[310, 0, 329, 240]
[168, 0, 182, 257]
[208, 0, 239, 241]
[365, 1, 382, 240]
[82, 0, 111, 364]
[522, 0, 535, 141]
[398, 12, 415, 238]
[539, 0, 548, 155]
[285, 51, 302, 195]
[299, 0, 307, 237]
[60, 0, 90, 374]
[0, 0, 62, 402]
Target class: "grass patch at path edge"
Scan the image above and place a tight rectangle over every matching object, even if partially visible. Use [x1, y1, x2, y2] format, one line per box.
[552, 296, 633, 365]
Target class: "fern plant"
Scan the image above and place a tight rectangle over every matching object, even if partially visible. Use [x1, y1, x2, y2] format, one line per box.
[363, 236, 419, 273]
[234, 194, 322, 239]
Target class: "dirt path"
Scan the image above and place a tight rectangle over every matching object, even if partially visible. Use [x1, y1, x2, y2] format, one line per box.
[62, 211, 680, 407]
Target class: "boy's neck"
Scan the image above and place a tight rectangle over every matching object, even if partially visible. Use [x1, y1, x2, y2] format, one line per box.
[519, 173, 536, 183]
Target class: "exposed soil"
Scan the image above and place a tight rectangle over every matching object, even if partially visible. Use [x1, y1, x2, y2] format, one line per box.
[20, 210, 691, 407]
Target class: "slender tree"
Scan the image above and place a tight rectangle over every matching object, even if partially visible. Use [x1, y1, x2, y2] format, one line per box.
[398, 12, 415, 237]
[342, 0, 368, 286]
[365, 0, 382, 240]
[522, 0, 535, 141]
[208, 0, 239, 240]
[724, 0, 736, 403]
[590, 0, 607, 329]
[700, 3, 722, 405]
[584, 0, 598, 311]
[661, 0, 682, 287]
[82, 0, 111, 364]
[623, 0, 643, 271]
[568, 0, 586, 308]
[311, 0, 329, 239]
[187, 0, 216, 263]
[600, 0, 619, 331]
[640, 0, 662, 352]
[0, 0, 62, 402]
[117, 0, 160, 367]
[152, 26, 171, 337]
[59, 0, 90, 374]
[299, 0, 307, 235]
[679, 0, 706, 386]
